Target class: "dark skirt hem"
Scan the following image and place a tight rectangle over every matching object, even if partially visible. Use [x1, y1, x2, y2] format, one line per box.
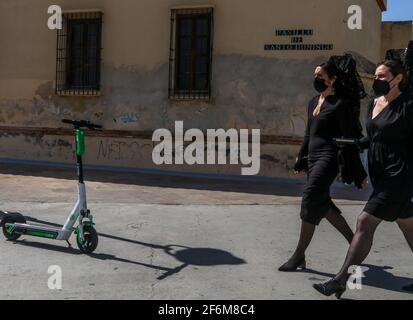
[363, 202, 413, 222]
[300, 201, 342, 226]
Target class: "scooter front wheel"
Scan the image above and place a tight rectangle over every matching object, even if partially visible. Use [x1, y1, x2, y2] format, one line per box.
[77, 225, 98, 254]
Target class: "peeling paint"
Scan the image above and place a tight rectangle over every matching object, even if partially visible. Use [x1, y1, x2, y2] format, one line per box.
[0, 53, 374, 177]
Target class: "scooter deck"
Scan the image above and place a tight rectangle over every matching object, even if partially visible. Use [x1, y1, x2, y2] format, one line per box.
[6, 223, 72, 240]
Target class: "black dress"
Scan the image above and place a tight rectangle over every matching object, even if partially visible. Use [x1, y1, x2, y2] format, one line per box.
[298, 95, 361, 225]
[362, 93, 413, 221]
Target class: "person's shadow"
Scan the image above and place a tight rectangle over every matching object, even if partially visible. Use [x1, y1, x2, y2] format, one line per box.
[362, 264, 413, 294]
[89, 243, 246, 280]
[301, 264, 413, 296]
[9, 216, 246, 280]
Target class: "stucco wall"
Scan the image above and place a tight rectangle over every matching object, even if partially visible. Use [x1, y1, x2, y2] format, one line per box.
[381, 21, 413, 59]
[0, 0, 381, 178]
[343, 0, 383, 63]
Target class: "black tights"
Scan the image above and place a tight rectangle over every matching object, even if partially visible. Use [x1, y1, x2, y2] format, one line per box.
[289, 209, 354, 261]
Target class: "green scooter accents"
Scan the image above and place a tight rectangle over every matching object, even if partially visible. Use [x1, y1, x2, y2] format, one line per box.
[76, 129, 85, 157]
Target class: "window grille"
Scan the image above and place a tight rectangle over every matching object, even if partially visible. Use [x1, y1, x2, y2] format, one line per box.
[56, 11, 103, 96]
[169, 7, 214, 100]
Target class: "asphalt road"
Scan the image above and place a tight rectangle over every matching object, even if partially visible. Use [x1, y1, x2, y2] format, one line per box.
[0, 164, 412, 300]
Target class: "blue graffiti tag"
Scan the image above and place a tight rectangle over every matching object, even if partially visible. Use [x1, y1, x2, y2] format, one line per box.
[120, 112, 139, 124]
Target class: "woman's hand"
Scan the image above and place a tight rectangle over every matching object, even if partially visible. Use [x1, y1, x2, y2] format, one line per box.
[294, 158, 299, 174]
[294, 157, 299, 174]
[361, 177, 369, 189]
[294, 157, 307, 174]
[294, 156, 310, 173]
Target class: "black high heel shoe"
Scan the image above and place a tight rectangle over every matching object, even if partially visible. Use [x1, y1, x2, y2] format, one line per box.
[278, 256, 306, 272]
[313, 279, 346, 299]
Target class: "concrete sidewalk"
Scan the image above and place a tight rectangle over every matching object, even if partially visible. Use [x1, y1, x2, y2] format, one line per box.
[0, 164, 412, 300]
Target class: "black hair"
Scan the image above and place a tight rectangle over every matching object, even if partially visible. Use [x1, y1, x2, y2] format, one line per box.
[318, 61, 346, 98]
[377, 60, 408, 91]
[385, 40, 413, 94]
[318, 55, 367, 138]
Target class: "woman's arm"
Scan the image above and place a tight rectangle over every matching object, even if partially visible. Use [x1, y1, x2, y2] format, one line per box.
[336, 100, 368, 187]
[336, 100, 370, 149]
[336, 99, 357, 138]
[405, 94, 413, 128]
[357, 136, 370, 150]
[297, 101, 312, 159]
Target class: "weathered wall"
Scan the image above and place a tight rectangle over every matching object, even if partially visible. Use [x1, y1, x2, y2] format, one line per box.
[343, 0, 383, 63]
[0, 0, 382, 178]
[381, 21, 413, 59]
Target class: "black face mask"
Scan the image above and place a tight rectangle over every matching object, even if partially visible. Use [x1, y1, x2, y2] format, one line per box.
[372, 77, 394, 96]
[313, 77, 329, 93]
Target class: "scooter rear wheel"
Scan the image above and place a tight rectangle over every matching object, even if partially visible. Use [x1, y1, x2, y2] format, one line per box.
[77, 225, 98, 254]
[2, 215, 25, 241]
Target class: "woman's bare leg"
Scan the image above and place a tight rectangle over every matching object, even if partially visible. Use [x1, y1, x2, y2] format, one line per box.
[397, 217, 413, 252]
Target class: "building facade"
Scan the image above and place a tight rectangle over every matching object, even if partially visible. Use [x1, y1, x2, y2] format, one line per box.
[0, 0, 387, 179]
[382, 20, 413, 59]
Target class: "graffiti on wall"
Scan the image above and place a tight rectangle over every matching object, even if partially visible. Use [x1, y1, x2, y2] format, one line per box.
[119, 112, 139, 124]
[97, 139, 153, 161]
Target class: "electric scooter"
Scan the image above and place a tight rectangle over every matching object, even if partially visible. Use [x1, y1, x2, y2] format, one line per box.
[0, 119, 102, 254]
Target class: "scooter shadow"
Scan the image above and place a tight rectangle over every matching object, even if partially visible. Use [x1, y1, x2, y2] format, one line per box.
[12, 217, 247, 280]
[14, 239, 175, 275]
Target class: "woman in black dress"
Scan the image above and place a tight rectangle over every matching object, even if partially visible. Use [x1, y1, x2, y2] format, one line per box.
[279, 62, 367, 272]
[313, 60, 413, 298]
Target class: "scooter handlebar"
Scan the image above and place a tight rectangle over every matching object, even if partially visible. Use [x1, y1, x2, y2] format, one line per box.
[62, 119, 102, 130]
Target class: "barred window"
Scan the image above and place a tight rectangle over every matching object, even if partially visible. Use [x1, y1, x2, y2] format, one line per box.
[56, 11, 103, 96]
[169, 7, 214, 100]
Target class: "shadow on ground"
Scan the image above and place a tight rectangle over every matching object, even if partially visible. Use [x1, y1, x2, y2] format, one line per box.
[1, 213, 412, 296]
[301, 264, 413, 296]
[0, 163, 371, 201]
[5, 216, 246, 281]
